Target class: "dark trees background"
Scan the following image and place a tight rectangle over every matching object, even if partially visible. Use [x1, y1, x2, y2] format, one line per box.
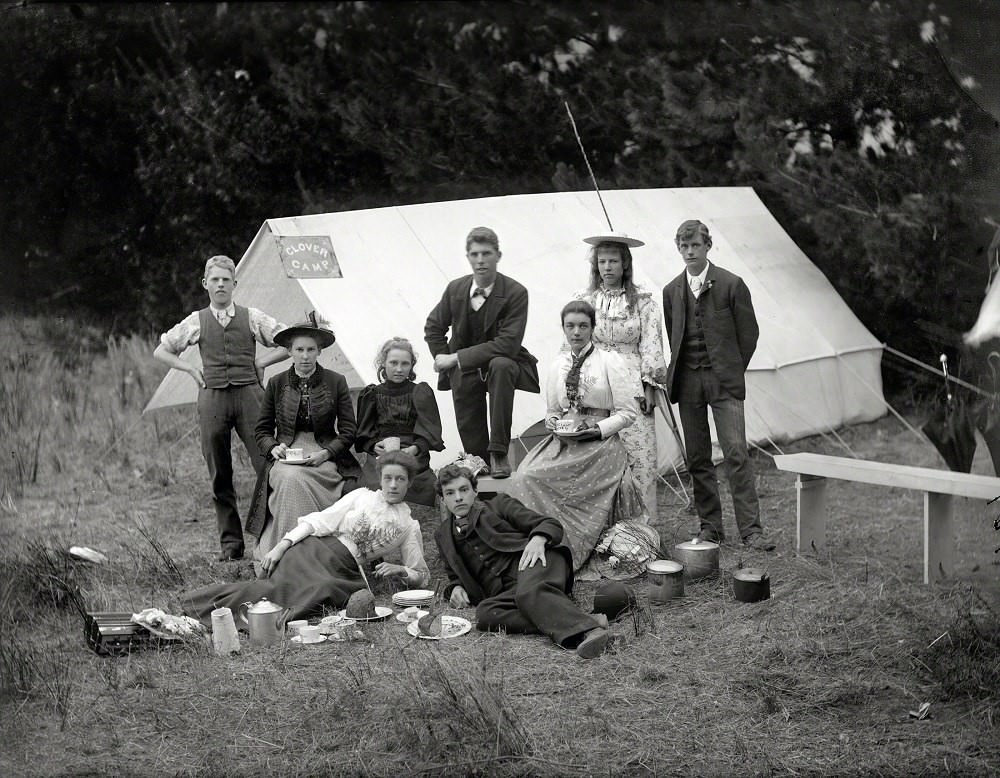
[1, 1, 997, 394]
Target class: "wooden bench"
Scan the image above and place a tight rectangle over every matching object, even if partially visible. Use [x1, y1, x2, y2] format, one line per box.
[772, 452, 1000, 584]
[474, 475, 514, 494]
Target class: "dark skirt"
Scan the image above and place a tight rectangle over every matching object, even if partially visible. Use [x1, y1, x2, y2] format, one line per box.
[180, 535, 366, 628]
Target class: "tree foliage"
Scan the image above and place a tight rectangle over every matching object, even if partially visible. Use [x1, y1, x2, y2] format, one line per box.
[0, 0, 995, 393]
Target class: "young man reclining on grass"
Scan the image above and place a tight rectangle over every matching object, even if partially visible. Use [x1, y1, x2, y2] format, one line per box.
[434, 463, 610, 659]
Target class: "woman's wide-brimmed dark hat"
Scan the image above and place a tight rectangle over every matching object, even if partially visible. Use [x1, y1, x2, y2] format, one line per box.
[592, 581, 638, 620]
[274, 311, 336, 349]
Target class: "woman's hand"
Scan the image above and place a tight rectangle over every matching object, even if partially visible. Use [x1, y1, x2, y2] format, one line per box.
[518, 535, 548, 570]
[544, 415, 560, 431]
[305, 449, 331, 467]
[403, 445, 419, 457]
[261, 540, 291, 576]
[450, 586, 471, 608]
[374, 562, 408, 579]
[270, 443, 288, 461]
[575, 423, 602, 442]
[639, 384, 656, 415]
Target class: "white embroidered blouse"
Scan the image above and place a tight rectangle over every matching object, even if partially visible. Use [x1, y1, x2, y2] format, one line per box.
[283, 489, 430, 586]
[545, 344, 640, 439]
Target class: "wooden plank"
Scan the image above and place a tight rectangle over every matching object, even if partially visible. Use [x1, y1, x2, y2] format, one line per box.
[924, 492, 955, 584]
[475, 475, 513, 494]
[796, 474, 827, 553]
[773, 453, 1000, 500]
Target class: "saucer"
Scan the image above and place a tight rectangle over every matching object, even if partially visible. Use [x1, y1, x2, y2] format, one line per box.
[290, 634, 326, 645]
[279, 458, 309, 466]
[554, 428, 589, 438]
[395, 609, 428, 624]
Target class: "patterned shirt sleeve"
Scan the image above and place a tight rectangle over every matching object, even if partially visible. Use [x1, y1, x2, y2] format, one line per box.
[248, 308, 287, 348]
[396, 521, 431, 586]
[637, 294, 669, 386]
[158, 312, 201, 355]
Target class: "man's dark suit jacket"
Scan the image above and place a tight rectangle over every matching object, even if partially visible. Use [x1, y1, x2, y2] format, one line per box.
[662, 263, 759, 402]
[435, 494, 572, 605]
[424, 272, 539, 393]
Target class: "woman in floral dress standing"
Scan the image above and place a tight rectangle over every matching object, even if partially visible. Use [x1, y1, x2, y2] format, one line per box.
[573, 233, 668, 520]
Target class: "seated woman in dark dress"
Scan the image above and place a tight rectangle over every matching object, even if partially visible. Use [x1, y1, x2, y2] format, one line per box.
[355, 337, 444, 506]
[245, 314, 362, 569]
[182, 451, 430, 627]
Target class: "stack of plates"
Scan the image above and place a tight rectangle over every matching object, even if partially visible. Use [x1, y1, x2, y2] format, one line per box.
[392, 589, 435, 608]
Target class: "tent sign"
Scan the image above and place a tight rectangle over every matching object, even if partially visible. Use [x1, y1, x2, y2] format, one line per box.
[275, 235, 342, 278]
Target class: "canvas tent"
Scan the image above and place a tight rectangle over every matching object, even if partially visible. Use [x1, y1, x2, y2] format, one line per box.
[144, 187, 888, 470]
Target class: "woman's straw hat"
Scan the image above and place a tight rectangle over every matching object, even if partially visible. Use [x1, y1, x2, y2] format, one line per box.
[583, 231, 645, 248]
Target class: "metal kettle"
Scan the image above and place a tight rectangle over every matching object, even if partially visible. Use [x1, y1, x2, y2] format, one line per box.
[238, 597, 290, 646]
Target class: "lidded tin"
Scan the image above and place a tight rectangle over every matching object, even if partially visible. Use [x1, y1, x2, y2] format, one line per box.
[673, 538, 720, 580]
[732, 568, 771, 603]
[646, 559, 684, 604]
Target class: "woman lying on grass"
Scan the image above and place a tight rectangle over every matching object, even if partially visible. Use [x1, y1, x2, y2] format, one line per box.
[183, 451, 430, 626]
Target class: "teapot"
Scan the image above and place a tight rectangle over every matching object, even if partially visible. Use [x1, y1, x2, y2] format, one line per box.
[238, 597, 290, 646]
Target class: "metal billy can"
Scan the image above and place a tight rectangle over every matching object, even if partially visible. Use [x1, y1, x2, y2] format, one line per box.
[673, 538, 720, 580]
[647, 559, 684, 604]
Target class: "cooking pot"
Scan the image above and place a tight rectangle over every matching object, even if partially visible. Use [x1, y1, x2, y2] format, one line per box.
[646, 559, 684, 604]
[732, 568, 770, 603]
[238, 597, 290, 646]
[672, 538, 720, 580]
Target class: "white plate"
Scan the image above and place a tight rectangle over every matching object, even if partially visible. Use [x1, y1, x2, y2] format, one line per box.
[392, 589, 435, 603]
[278, 458, 309, 466]
[406, 615, 473, 640]
[336, 606, 393, 622]
[395, 609, 429, 624]
[290, 634, 326, 645]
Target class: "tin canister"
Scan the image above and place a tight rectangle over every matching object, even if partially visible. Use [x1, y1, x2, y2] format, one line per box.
[673, 538, 720, 580]
[647, 559, 684, 604]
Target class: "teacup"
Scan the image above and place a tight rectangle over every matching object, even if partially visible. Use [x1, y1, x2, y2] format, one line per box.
[555, 419, 577, 433]
[382, 437, 401, 452]
[286, 619, 308, 637]
[327, 617, 357, 641]
[298, 625, 321, 642]
[402, 607, 427, 623]
[285, 448, 305, 462]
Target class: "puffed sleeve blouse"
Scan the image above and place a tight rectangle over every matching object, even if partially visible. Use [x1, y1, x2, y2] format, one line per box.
[545, 344, 640, 439]
[282, 489, 430, 586]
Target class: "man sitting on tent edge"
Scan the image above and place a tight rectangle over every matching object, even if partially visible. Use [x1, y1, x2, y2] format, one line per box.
[153, 254, 290, 561]
[424, 226, 540, 478]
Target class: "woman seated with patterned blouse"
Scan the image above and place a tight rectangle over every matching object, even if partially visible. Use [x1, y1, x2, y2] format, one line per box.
[507, 300, 648, 572]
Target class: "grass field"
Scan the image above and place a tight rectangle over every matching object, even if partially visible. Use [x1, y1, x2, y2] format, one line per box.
[1, 314, 998, 777]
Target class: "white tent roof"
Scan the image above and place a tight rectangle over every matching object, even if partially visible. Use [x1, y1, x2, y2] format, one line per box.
[145, 187, 887, 468]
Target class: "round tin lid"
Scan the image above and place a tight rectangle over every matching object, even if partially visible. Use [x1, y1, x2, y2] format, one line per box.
[675, 538, 720, 551]
[246, 597, 284, 614]
[646, 559, 683, 574]
[732, 567, 768, 582]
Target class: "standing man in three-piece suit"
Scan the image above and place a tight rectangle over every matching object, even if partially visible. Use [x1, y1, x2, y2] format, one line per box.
[662, 220, 773, 550]
[424, 227, 539, 478]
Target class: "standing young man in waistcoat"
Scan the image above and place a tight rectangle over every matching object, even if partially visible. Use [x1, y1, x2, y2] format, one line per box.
[154, 255, 289, 560]
[662, 221, 774, 551]
[424, 227, 539, 478]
